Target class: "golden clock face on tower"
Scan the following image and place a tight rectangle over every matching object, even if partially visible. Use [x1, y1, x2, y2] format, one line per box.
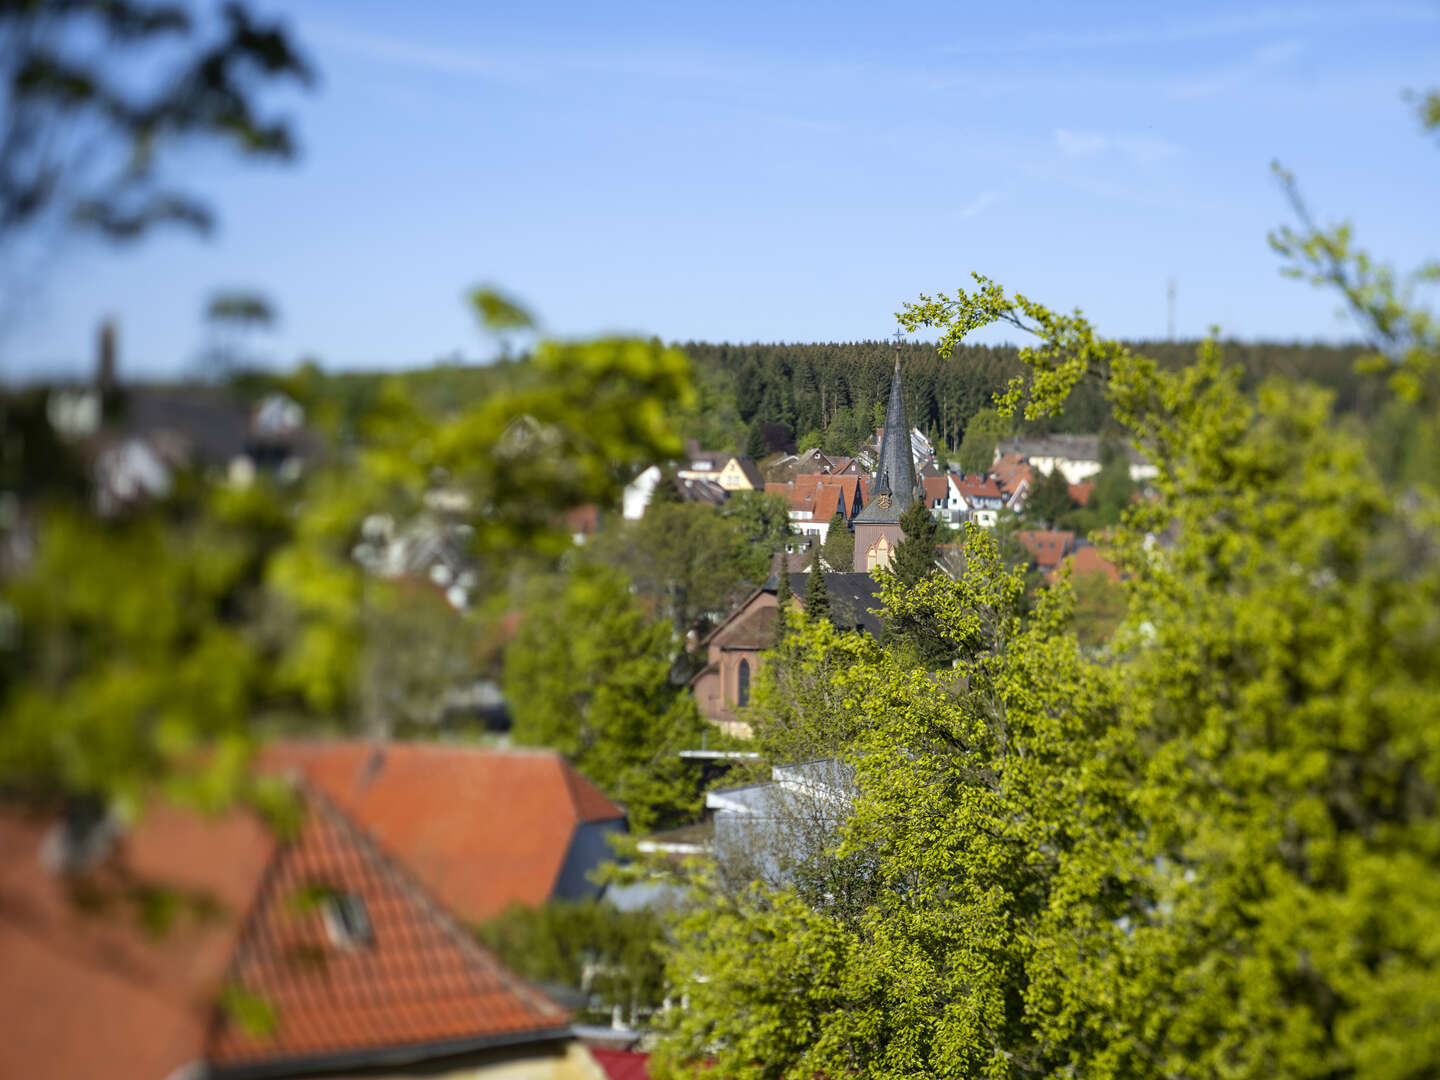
[877, 494, 891, 509]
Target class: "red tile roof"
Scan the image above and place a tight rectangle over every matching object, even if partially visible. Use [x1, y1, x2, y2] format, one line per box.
[991, 457, 1033, 498]
[922, 475, 951, 505]
[0, 804, 271, 1080]
[955, 474, 1003, 500]
[1068, 481, 1095, 507]
[0, 792, 570, 1080]
[209, 792, 569, 1071]
[260, 742, 624, 923]
[1016, 529, 1077, 569]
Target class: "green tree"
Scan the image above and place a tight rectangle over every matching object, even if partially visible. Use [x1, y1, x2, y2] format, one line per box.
[722, 490, 792, 568]
[1025, 465, 1073, 527]
[957, 406, 1006, 474]
[584, 500, 758, 637]
[661, 115, 1440, 1074]
[745, 422, 767, 461]
[1068, 565, 1126, 649]
[802, 545, 829, 619]
[820, 514, 852, 570]
[889, 499, 939, 585]
[504, 565, 704, 831]
[475, 899, 667, 1027]
[1086, 440, 1137, 527]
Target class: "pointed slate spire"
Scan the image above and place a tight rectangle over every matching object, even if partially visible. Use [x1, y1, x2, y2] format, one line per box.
[856, 342, 919, 523]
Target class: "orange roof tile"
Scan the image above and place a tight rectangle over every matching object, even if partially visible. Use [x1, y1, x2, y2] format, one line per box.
[0, 804, 271, 1080]
[1015, 529, 1077, 569]
[208, 792, 568, 1072]
[922, 475, 951, 504]
[955, 474, 1003, 500]
[0, 791, 570, 1080]
[260, 742, 624, 923]
[1068, 481, 1095, 507]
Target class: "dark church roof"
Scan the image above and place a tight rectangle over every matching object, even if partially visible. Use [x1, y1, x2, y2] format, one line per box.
[759, 571, 883, 639]
[852, 350, 920, 525]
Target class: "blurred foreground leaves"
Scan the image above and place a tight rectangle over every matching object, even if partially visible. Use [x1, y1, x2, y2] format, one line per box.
[0, 312, 696, 820]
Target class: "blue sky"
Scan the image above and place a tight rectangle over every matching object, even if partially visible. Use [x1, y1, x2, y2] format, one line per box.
[6, 1, 1438, 379]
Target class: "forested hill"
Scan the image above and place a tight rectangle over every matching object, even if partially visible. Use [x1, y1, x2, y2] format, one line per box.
[676, 339, 1377, 458]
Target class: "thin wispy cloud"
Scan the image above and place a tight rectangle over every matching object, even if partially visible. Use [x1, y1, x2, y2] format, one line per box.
[1054, 129, 1182, 164]
[1171, 37, 1306, 99]
[939, 5, 1437, 56]
[960, 190, 1001, 218]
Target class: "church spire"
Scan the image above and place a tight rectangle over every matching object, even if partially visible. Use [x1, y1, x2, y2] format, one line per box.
[867, 335, 919, 512]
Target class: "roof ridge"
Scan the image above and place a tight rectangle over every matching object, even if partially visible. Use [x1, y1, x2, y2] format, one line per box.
[300, 785, 570, 1028]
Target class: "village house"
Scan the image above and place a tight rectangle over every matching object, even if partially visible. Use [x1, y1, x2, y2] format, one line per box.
[675, 440, 765, 491]
[995, 434, 1157, 484]
[0, 786, 608, 1080]
[765, 473, 867, 542]
[922, 473, 973, 526]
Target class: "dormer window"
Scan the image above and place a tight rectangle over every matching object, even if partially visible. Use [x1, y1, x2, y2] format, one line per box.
[323, 892, 373, 949]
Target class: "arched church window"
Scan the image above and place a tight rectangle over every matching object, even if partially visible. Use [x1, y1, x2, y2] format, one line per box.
[737, 659, 751, 707]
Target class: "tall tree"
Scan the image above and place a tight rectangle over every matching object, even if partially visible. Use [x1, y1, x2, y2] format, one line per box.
[659, 103, 1440, 1073]
[890, 499, 939, 585]
[821, 513, 852, 571]
[803, 544, 829, 619]
[957, 407, 1007, 474]
[1025, 466, 1073, 528]
[504, 565, 704, 831]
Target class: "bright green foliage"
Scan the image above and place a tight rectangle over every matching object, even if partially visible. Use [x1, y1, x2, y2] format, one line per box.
[1083, 440, 1138, 528]
[0, 497, 282, 819]
[742, 605, 883, 770]
[503, 565, 704, 831]
[958, 406, 1007, 474]
[820, 514, 852, 571]
[1, 305, 698, 818]
[663, 233, 1440, 1076]
[474, 899, 666, 1026]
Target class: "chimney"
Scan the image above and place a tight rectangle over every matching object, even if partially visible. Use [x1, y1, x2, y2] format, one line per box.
[96, 319, 116, 393]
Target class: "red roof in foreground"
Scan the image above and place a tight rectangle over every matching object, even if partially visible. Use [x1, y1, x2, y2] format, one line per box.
[0, 792, 569, 1080]
[590, 1047, 653, 1080]
[210, 792, 568, 1071]
[260, 742, 625, 923]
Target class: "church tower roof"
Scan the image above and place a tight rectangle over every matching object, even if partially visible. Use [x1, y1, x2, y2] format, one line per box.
[853, 342, 920, 525]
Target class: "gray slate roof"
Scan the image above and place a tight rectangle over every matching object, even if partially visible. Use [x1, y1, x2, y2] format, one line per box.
[853, 353, 920, 525]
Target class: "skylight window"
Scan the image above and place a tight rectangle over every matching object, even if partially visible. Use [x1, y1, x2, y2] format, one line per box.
[322, 892, 373, 949]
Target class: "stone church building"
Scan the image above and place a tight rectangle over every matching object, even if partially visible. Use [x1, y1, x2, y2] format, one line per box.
[851, 350, 922, 571]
